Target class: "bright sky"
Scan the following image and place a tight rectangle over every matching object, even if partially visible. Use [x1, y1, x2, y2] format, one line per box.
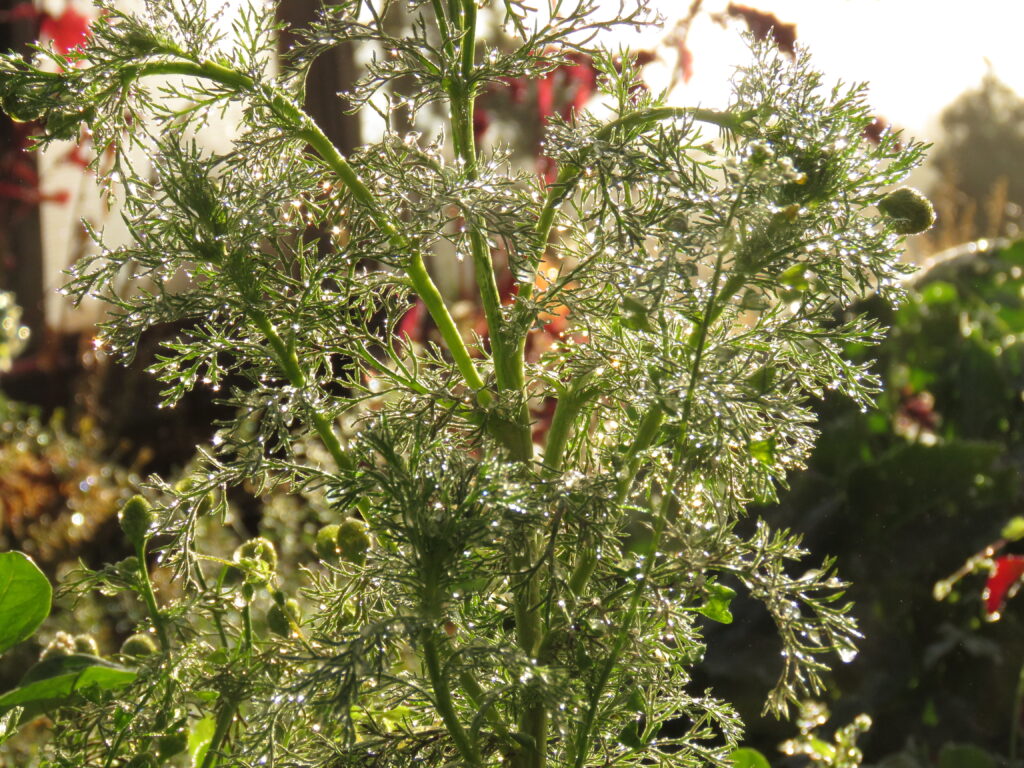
[610, 0, 1024, 143]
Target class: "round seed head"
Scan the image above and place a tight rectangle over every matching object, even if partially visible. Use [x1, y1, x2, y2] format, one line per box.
[119, 495, 156, 546]
[878, 187, 935, 234]
[120, 633, 158, 658]
[336, 518, 371, 566]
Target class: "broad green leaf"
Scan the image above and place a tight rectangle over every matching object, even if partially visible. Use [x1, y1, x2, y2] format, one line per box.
[698, 583, 736, 624]
[188, 714, 217, 767]
[731, 747, 771, 768]
[0, 654, 136, 714]
[0, 552, 51, 654]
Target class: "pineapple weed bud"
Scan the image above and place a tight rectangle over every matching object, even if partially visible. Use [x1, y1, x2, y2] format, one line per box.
[10, 0, 935, 762]
[233, 537, 278, 585]
[119, 495, 156, 547]
[315, 523, 341, 561]
[336, 518, 371, 566]
[878, 187, 936, 234]
[120, 633, 158, 658]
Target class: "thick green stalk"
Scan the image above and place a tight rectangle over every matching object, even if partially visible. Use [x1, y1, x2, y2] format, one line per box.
[541, 376, 596, 474]
[435, 0, 533, 458]
[423, 631, 480, 765]
[199, 696, 239, 768]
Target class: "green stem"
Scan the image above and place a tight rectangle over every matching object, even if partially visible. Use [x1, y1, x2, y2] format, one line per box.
[614, 405, 666, 504]
[241, 603, 253, 658]
[247, 307, 357, 469]
[134, 57, 492, 407]
[405, 252, 493, 405]
[571, 213, 737, 768]
[423, 631, 480, 765]
[134, 540, 170, 652]
[199, 696, 239, 768]
[1011, 658, 1024, 766]
[460, 671, 513, 738]
[541, 376, 596, 474]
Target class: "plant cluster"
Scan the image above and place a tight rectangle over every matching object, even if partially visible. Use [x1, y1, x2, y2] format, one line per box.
[0, 0, 928, 765]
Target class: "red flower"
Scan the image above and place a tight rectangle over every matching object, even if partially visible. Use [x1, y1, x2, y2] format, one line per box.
[41, 6, 92, 54]
[983, 555, 1024, 616]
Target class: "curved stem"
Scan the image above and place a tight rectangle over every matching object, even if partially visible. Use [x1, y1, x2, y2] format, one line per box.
[247, 307, 357, 468]
[541, 376, 597, 474]
[134, 540, 170, 652]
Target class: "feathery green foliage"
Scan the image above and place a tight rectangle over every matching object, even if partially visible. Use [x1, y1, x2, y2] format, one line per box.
[0, 0, 928, 765]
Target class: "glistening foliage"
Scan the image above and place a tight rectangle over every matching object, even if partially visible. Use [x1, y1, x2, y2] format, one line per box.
[0, 0, 928, 765]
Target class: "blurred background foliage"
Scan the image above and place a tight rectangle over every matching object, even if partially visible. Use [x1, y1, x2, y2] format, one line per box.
[2, 0, 1024, 766]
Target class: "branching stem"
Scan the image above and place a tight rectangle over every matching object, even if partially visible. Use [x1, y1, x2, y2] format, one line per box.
[132, 56, 493, 407]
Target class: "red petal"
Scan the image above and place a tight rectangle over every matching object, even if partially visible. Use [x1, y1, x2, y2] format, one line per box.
[40, 6, 92, 54]
[984, 555, 1024, 615]
[536, 75, 555, 122]
[397, 300, 426, 342]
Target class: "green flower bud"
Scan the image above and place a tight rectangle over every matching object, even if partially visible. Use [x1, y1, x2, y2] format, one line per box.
[116, 555, 140, 577]
[73, 634, 100, 656]
[878, 187, 935, 234]
[336, 518, 371, 566]
[266, 599, 301, 637]
[40, 631, 76, 661]
[233, 537, 277, 586]
[119, 495, 156, 547]
[120, 633, 158, 658]
[316, 524, 341, 561]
